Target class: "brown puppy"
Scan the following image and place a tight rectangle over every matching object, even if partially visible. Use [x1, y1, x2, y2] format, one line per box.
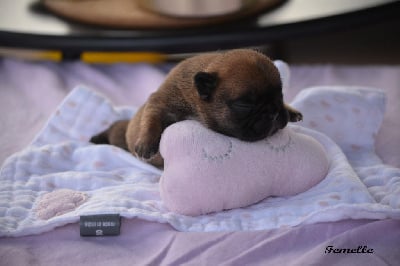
[91, 49, 302, 168]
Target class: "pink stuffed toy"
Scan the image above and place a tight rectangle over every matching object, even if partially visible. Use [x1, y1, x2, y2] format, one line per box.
[159, 120, 329, 216]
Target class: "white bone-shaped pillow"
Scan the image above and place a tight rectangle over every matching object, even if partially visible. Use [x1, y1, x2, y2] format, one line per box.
[159, 121, 329, 216]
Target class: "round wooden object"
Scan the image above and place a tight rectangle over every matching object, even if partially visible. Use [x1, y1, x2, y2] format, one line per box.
[42, 0, 284, 29]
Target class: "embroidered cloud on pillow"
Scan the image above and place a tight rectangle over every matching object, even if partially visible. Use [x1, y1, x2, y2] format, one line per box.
[159, 120, 329, 216]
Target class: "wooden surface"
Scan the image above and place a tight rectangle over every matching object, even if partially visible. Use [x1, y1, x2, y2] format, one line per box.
[0, 0, 399, 54]
[43, 0, 284, 29]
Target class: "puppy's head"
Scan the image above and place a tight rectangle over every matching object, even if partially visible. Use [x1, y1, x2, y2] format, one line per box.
[194, 49, 293, 141]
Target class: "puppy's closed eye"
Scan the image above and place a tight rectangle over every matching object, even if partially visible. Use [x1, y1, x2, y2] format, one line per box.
[231, 101, 253, 112]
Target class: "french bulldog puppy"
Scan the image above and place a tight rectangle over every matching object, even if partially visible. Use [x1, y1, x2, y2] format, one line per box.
[91, 49, 302, 168]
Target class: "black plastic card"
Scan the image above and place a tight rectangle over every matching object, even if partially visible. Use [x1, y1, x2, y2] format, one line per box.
[80, 214, 121, 237]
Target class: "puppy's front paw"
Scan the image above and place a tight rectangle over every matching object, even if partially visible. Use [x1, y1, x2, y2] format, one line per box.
[288, 109, 303, 122]
[134, 138, 160, 160]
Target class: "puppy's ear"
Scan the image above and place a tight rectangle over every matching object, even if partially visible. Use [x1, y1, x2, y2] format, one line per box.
[194, 72, 218, 101]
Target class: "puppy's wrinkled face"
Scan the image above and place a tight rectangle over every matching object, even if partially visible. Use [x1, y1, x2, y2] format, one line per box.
[226, 87, 288, 141]
[194, 50, 290, 141]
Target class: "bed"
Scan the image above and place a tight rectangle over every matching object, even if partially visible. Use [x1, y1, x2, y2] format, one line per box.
[0, 56, 399, 265]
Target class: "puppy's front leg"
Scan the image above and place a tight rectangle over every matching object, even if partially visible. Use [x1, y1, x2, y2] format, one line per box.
[131, 103, 165, 160]
[126, 89, 180, 162]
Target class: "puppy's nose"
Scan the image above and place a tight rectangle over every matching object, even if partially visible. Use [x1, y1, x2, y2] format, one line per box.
[253, 119, 265, 132]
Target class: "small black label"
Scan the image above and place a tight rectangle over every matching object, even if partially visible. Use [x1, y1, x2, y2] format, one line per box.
[80, 214, 121, 237]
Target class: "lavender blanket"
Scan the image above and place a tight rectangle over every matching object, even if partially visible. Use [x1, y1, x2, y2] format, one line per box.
[1, 83, 399, 237]
[1, 58, 399, 265]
